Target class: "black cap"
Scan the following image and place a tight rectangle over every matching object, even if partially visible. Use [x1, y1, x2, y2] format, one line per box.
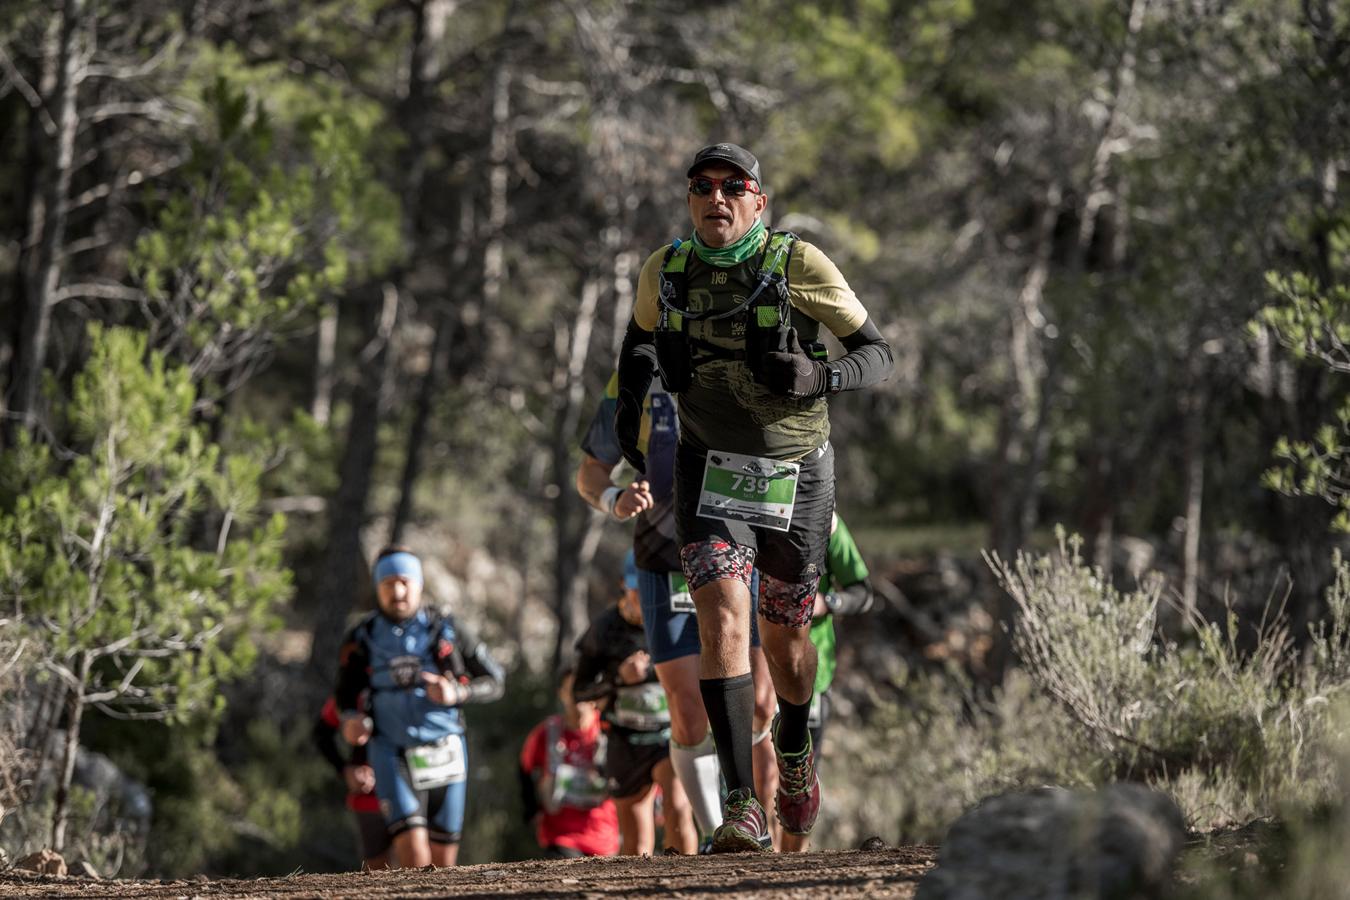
[687, 143, 762, 184]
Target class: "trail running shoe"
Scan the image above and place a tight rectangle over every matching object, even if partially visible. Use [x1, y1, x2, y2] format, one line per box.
[774, 720, 822, 836]
[710, 788, 772, 853]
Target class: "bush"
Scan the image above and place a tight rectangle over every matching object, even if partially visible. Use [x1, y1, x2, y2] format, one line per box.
[824, 533, 1350, 849]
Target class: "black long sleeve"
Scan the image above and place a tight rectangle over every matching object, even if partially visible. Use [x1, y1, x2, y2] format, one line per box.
[438, 617, 506, 704]
[460, 631, 507, 704]
[829, 579, 874, 616]
[334, 625, 371, 714]
[832, 317, 893, 393]
[617, 320, 658, 402]
[572, 623, 615, 704]
[614, 320, 659, 471]
[312, 714, 347, 775]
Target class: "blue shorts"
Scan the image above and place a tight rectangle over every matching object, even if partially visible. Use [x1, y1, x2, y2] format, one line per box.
[369, 732, 467, 843]
[637, 566, 761, 664]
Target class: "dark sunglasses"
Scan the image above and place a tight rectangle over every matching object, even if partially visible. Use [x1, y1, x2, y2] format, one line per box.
[688, 175, 762, 197]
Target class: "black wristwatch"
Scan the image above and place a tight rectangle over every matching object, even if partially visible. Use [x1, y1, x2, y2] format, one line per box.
[826, 364, 842, 395]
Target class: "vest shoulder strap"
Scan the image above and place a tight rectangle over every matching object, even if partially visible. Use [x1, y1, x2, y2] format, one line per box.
[762, 230, 797, 280]
[661, 239, 693, 274]
[658, 239, 693, 331]
[753, 231, 797, 328]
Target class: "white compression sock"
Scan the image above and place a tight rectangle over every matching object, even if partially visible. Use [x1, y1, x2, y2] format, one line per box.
[669, 732, 723, 837]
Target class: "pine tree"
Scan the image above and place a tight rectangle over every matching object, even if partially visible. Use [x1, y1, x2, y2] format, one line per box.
[0, 325, 291, 850]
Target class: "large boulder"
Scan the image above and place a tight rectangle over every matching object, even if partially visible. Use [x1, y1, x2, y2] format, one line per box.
[916, 784, 1187, 900]
[43, 731, 153, 831]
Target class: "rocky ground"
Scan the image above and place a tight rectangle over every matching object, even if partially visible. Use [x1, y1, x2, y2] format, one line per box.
[0, 846, 938, 899]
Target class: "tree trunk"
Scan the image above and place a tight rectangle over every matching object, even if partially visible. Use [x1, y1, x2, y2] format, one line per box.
[8, 0, 83, 441]
[1004, 0, 1148, 553]
[311, 303, 338, 426]
[50, 652, 90, 852]
[386, 0, 460, 543]
[389, 306, 452, 544]
[513, 449, 550, 656]
[1181, 384, 1205, 617]
[549, 275, 602, 672]
[480, 62, 511, 315]
[2, 20, 56, 412]
[304, 284, 400, 695]
[990, 181, 1059, 559]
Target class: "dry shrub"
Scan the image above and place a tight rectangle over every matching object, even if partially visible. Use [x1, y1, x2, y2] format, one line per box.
[825, 536, 1350, 848]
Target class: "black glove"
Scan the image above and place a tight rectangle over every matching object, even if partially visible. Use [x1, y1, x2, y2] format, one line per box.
[614, 387, 646, 474]
[760, 327, 827, 399]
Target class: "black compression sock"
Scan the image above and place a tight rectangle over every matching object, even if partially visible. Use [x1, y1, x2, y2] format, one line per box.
[775, 693, 813, 757]
[699, 674, 756, 796]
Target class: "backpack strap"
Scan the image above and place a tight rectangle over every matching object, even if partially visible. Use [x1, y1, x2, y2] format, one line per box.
[657, 239, 693, 332]
[751, 231, 796, 332]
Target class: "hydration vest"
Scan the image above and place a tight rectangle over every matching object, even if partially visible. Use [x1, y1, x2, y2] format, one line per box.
[544, 715, 610, 811]
[653, 230, 827, 392]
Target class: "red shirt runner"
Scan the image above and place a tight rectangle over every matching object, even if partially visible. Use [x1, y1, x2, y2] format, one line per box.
[319, 696, 381, 814]
[519, 715, 618, 857]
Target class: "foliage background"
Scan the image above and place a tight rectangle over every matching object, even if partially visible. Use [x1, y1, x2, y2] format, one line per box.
[0, 0, 1348, 886]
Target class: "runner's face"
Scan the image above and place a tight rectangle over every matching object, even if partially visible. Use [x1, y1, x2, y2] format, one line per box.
[687, 164, 767, 248]
[376, 575, 421, 620]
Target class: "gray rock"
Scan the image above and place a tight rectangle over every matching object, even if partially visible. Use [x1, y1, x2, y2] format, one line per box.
[44, 731, 153, 829]
[916, 783, 1186, 900]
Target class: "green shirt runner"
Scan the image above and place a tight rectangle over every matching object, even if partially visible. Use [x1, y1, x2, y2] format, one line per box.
[809, 516, 870, 695]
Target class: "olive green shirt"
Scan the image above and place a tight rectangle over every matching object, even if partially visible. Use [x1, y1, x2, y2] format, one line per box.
[633, 232, 869, 460]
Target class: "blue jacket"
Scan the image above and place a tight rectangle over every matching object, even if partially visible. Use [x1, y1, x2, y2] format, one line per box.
[335, 607, 504, 747]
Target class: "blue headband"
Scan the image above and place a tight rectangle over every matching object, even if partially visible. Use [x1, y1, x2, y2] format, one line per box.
[374, 552, 423, 588]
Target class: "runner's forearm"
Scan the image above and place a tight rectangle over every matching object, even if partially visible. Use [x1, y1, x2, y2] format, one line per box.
[460, 641, 506, 704]
[828, 579, 874, 616]
[571, 650, 615, 702]
[832, 318, 893, 392]
[577, 453, 619, 513]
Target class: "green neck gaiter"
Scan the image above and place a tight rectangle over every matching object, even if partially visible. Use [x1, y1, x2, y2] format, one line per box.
[692, 218, 766, 267]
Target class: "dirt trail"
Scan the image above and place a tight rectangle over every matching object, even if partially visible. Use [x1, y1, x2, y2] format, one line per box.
[0, 846, 937, 899]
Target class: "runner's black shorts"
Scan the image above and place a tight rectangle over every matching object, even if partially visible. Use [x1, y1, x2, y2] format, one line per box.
[674, 440, 834, 585]
[604, 726, 670, 799]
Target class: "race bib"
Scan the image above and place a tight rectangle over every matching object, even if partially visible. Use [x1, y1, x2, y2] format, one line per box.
[552, 762, 609, 810]
[405, 735, 466, 791]
[611, 682, 671, 731]
[698, 450, 799, 532]
[669, 572, 695, 614]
